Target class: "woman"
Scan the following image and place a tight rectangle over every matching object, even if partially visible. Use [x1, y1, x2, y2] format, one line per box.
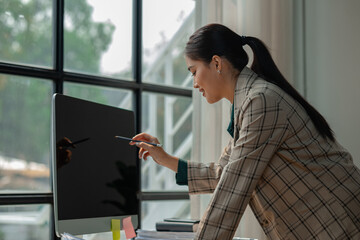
[131, 24, 360, 239]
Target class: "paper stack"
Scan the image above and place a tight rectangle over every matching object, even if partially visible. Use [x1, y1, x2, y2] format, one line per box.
[135, 229, 195, 240]
[61, 233, 85, 240]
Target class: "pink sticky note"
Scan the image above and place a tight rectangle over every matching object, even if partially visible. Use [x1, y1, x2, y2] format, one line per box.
[123, 216, 136, 239]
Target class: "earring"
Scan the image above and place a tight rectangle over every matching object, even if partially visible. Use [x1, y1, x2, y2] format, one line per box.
[217, 70, 221, 74]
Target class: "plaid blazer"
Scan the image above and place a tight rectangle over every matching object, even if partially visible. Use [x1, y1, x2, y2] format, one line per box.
[188, 67, 360, 240]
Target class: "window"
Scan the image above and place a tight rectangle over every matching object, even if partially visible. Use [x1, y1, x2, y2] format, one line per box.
[141, 92, 191, 191]
[0, 0, 195, 238]
[0, 0, 53, 68]
[142, 0, 194, 88]
[0, 74, 52, 193]
[64, 0, 133, 79]
[0, 205, 51, 239]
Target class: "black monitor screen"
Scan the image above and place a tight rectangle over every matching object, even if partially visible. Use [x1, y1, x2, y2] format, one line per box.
[53, 94, 139, 221]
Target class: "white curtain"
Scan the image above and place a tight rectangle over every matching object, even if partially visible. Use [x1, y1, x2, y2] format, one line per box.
[190, 1, 296, 239]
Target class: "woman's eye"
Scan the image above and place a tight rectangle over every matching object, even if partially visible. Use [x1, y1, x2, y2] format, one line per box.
[191, 71, 196, 77]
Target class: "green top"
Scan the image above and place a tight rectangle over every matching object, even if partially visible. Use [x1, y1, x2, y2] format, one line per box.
[175, 158, 188, 185]
[175, 104, 235, 186]
[227, 103, 235, 137]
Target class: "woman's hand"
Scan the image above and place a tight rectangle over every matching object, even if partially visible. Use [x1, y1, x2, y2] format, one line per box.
[56, 137, 76, 168]
[130, 133, 179, 172]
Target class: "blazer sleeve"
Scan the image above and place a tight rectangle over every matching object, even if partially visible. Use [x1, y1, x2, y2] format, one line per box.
[195, 92, 289, 240]
[187, 138, 233, 194]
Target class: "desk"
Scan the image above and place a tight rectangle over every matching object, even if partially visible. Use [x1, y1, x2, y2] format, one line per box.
[62, 230, 257, 240]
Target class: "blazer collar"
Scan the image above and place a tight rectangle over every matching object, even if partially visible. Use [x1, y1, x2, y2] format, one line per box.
[234, 66, 258, 111]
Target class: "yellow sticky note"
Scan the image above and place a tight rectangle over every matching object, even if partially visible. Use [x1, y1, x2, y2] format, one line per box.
[111, 219, 121, 240]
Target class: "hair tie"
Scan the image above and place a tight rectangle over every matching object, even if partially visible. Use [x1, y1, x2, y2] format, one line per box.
[241, 35, 247, 46]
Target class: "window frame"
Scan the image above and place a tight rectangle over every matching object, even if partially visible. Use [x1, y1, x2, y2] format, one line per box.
[0, 0, 191, 238]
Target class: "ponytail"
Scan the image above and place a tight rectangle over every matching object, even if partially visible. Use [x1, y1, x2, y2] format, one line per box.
[186, 24, 334, 141]
[243, 36, 334, 141]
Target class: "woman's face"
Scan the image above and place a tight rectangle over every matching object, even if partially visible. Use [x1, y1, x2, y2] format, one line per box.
[185, 56, 224, 104]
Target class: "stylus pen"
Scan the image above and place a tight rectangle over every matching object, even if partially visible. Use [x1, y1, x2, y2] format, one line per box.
[114, 136, 163, 147]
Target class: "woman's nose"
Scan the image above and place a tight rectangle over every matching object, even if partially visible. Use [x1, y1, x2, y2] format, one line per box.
[193, 81, 199, 88]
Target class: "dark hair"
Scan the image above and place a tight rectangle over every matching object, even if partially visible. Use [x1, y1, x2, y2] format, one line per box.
[185, 23, 334, 141]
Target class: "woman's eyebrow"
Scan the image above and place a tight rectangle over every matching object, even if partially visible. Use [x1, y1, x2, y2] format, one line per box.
[187, 65, 194, 71]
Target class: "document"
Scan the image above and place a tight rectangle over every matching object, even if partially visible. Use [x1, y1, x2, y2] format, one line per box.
[135, 229, 195, 240]
[61, 233, 85, 240]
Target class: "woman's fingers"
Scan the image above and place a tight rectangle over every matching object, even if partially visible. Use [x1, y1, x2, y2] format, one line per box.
[141, 151, 149, 160]
[131, 132, 159, 145]
[138, 146, 147, 159]
[137, 142, 154, 159]
[130, 133, 151, 146]
[144, 152, 150, 160]
[132, 133, 152, 141]
[136, 142, 160, 162]
[138, 148, 143, 159]
[131, 134, 164, 163]
[139, 149, 150, 160]
[136, 142, 152, 151]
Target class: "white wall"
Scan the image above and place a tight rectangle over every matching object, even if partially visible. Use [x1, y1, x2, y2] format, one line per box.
[305, 0, 360, 167]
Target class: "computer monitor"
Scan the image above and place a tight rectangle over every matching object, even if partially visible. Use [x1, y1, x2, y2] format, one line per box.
[51, 94, 139, 237]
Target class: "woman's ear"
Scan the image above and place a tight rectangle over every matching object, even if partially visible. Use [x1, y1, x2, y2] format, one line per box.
[212, 55, 222, 72]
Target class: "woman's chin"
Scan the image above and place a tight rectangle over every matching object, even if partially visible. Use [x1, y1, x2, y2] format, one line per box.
[205, 97, 219, 104]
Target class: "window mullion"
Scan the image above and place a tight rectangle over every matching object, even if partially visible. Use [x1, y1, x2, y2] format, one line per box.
[54, 0, 64, 93]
